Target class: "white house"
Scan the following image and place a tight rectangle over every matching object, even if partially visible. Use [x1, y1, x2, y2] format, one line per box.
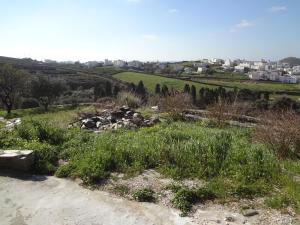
[127, 60, 143, 69]
[113, 60, 126, 68]
[104, 59, 113, 66]
[293, 65, 300, 75]
[235, 63, 251, 73]
[279, 75, 297, 84]
[197, 66, 208, 74]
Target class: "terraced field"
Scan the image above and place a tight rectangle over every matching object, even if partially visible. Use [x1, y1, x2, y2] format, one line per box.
[113, 72, 220, 93]
[114, 72, 300, 99]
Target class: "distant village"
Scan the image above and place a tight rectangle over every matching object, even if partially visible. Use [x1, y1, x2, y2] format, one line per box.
[45, 58, 300, 84]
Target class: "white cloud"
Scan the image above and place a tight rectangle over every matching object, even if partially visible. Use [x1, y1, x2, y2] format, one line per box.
[230, 19, 255, 32]
[168, 8, 179, 14]
[268, 6, 287, 13]
[141, 34, 160, 41]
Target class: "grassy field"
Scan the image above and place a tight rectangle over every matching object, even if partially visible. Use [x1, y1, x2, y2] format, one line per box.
[193, 78, 300, 93]
[114, 72, 300, 100]
[113, 72, 221, 93]
[0, 106, 299, 214]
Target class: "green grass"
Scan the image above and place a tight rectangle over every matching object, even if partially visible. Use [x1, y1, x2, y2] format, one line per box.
[0, 108, 299, 214]
[192, 78, 300, 93]
[114, 72, 300, 100]
[113, 72, 221, 93]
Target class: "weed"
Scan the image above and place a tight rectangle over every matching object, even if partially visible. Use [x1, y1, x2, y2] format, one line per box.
[132, 188, 156, 202]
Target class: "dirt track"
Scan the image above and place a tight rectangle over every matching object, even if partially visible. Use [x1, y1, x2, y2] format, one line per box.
[0, 174, 192, 225]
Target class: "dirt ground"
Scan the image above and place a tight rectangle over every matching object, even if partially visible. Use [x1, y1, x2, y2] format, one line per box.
[0, 173, 191, 225]
[0, 171, 298, 225]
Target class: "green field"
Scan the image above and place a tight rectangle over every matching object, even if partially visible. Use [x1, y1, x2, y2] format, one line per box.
[113, 72, 220, 93]
[114, 72, 300, 99]
[193, 78, 300, 93]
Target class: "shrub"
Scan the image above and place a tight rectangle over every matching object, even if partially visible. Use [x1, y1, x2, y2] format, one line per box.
[171, 186, 216, 216]
[159, 93, 193, 120]
[21, 98, 40, 109]
[265, 194, 293, 210]
[34, 121, 66, 145]
[132, 188, 156, 202]
[172, 188, 197, 216]
[117, 91, 142, 108]
[253, 111, 300, 159]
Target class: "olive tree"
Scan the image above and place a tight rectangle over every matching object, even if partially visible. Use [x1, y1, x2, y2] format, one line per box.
[0, 64, 26, 115]
[31, 76, 66, 111]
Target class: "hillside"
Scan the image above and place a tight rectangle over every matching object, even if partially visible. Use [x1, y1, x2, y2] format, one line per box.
[280, 57, 300, 67]
[0, 56, 124, 106]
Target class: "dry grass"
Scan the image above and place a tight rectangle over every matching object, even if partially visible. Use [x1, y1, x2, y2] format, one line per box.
[158, 93, 193, 120]
[117, 91, 142, 109]
[253, 111, 300, 159]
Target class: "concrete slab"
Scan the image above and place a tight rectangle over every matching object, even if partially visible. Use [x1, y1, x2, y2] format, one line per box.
[0, 150, 34, 171]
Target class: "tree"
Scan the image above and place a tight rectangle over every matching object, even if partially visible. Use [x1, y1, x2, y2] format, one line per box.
[94, 82, 105, 100]
[113, 85, 120, 96]
[128, 83, 136, 92]
[191, 85, 196, 103]
[105, 81, 112, 96]
[161, 85, 169, 96]
[155, 84, 161, 95]
[31, 77, 65, 111]
[0, 64, 26, 115]
[184, 84, 190, 94]
[136, 81, 146, 96]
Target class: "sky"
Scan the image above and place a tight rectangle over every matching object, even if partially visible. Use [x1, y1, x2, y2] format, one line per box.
[0, 0, 300, 62]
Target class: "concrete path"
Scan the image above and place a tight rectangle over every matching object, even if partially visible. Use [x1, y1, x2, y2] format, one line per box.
[0, 173, 193, 225]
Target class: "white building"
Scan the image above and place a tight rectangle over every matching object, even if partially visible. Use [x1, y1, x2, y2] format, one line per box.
[113, 60, 126, 68]
[197, 66, 208, 74]
[249, 71, 297, 83]
[104, 59, 113, 66]
[127, 60, 143, 69]
[234, 63, 251, 73]
[223, 59, 233, 67]
[293, 65, 300, 75]
[279, 75, 297, 84]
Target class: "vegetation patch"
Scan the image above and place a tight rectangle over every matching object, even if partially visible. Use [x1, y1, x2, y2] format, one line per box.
[132, 188, 156, 202]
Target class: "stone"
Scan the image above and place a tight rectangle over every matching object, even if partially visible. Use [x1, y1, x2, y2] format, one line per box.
[150, 115, 160, 124]
[242, 209, 258, 217]
[151, 106, 159, 111]
[225, 216, 236, 222]
[111, 111, 125, 119]
[82, 119, 96, 129]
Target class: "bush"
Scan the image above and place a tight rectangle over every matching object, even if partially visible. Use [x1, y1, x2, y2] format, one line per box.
[171, 186, 216, 216]
[253, 111, 300, 159]
[265, 195, 293, 210]
[21, 98, 40, 109]
[132, 188, 156, 202]
[117, 91, 142, 108]
[159, 93, 193, 120]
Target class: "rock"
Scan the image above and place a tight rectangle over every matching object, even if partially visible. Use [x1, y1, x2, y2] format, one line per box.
[150, 115, 160, 124]
[96, 121, 102, 128]
[225, 216, 236, 222]
[125, 111, 134, 117]
[242, 209, 258, 217]
[151, 106, 159, 111]
[82, 119, 96, 129]
[133, 112, 143, 119]
[111, 111, 125, 119]
[120, 106, 130, 112]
